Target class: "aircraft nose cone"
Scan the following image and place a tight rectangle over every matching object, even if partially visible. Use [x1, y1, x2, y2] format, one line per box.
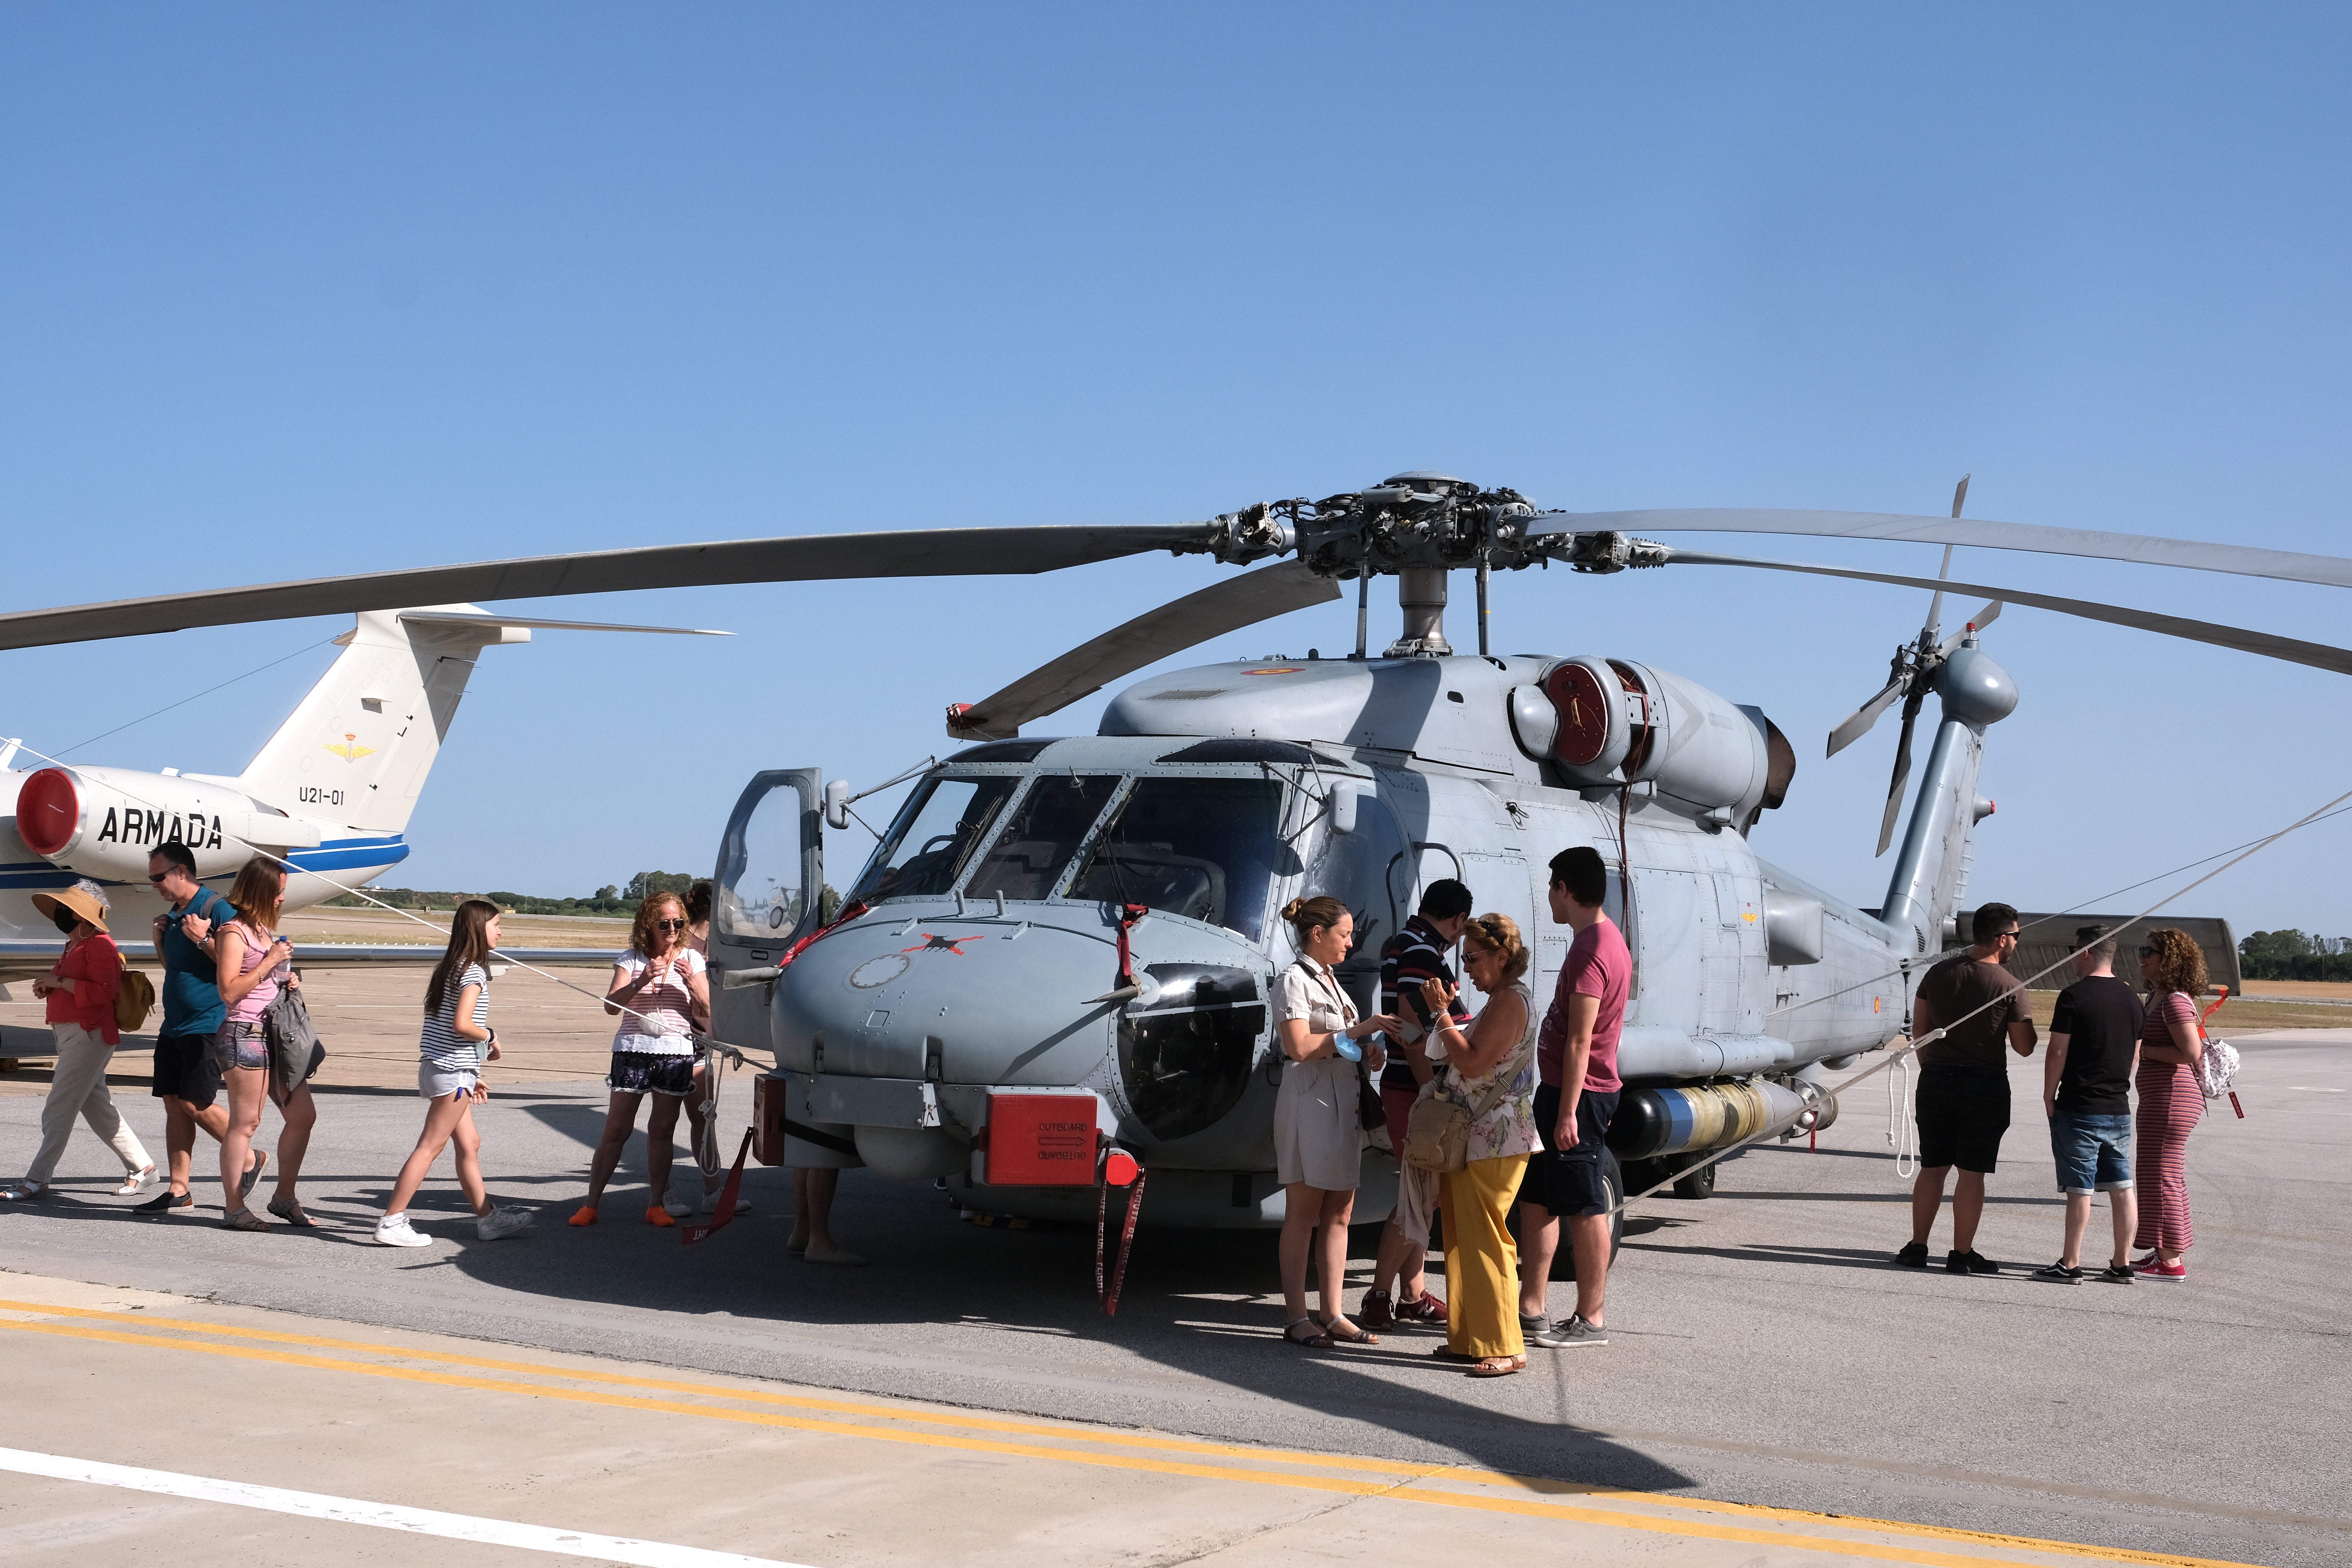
[776, 917, 1122, 1086]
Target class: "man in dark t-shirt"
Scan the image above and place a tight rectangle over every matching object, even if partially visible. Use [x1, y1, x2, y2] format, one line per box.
[1898, 902, 2037, 1276]
[1362, 880, 1473, 1329]
[133, 842, 240, 1215]
[2034, 925, 2144, 1283]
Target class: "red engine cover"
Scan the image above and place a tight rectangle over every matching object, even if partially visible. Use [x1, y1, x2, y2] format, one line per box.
[752, 1074, 788, 1167]
[15, 768, 79, 857]
[981, 1094, 1099, 1186]
[1543, 663, 1612, 766]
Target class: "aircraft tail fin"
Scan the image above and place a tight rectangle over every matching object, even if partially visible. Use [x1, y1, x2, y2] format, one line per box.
[230, 606, 526, 834]
[1877, 642, 2015, 958]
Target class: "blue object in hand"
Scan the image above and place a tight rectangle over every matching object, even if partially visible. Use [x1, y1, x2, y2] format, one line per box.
[1333, 1030, 1363, 1062]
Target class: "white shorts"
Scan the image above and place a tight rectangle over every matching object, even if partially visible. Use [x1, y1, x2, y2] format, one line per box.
[420, 1062, 480, 1100]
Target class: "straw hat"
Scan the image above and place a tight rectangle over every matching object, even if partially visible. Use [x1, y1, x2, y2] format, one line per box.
[32, 879, 110, 934]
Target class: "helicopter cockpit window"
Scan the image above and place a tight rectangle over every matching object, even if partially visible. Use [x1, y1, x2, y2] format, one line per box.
[965, 775, 1122, 901]
[1068, 777, 1282, 940]
[848, 775, 1019, 904]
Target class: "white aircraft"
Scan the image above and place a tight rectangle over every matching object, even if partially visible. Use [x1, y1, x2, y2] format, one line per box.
[2, 605, 721, 983]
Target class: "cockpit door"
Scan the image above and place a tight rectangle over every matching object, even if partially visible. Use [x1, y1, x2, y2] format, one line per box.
[706, 769, 824, 1065]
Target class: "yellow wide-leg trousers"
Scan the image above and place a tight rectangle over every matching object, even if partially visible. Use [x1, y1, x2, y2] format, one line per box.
[1440, 1152, 1531, 1360]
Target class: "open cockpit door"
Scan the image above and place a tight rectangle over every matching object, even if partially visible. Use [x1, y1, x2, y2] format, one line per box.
[707, 768, 823, 1061]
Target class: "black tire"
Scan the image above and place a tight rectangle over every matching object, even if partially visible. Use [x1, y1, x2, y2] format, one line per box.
[1604, 1146, 1624, 1267]
[1672, 1157, 1716, 1201]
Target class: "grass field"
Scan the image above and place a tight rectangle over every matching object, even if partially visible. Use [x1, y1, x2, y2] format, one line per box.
[2026, 988, 2350, 1031]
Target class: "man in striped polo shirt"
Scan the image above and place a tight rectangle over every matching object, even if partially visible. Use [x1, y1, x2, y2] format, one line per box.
[1360, 879, 1474, 1331]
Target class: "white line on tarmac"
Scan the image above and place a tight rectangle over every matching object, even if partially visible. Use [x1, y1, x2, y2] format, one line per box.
[0, 1447, 816, 1568]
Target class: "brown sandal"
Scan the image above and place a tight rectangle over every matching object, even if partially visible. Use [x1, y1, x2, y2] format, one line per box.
[1284, 1315, 1335, 1348]
[1468, 1355, 1525, 1378]
[1321, 1316, 1380, 1346]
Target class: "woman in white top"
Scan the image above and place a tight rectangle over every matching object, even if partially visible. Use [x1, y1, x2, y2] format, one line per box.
[1271, 895, 1403, 1349]
[573, 891, 715, 1228]
[1418, 914, 1540, 1377]
[375, 900, 535, 1247]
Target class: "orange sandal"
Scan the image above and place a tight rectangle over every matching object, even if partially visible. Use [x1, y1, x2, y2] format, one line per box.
[568, 1205, 599, 1227]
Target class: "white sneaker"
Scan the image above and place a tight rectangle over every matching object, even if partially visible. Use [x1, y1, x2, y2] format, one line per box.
[374, 1213, 433, 1248]
[700, 1186, 750, 1215]
[476, 1206, 535, 1242]
[661, 1194, 695, 1218]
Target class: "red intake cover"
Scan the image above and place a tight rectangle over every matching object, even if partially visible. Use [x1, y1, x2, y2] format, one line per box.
[1543, 664, 1611, 766]
[15, 768, 79, 857]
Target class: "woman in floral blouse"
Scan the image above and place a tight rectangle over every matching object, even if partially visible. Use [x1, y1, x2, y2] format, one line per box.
[1418, 914, 1539, 1377]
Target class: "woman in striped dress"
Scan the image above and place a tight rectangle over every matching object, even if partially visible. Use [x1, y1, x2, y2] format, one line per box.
[2132, 928, 2205, 1283]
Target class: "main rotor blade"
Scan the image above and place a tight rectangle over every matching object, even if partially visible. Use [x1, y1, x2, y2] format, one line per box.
[1826, 676, 1907, 760]
[1666, 553, 2352, 678]
[0, 524, 1211, 652]
[947, 559, 1341, 738]
[1537, 508, 2352, 590]
[1877, 694, 1925, 857]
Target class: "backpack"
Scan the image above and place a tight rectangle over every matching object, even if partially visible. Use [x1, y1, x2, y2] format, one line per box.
[114, 968, 156, 1032]
[2197, 1036, 2242, 1101]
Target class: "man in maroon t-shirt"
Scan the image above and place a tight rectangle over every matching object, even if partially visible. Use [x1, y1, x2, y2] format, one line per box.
[1516, 845, 1630, 1350]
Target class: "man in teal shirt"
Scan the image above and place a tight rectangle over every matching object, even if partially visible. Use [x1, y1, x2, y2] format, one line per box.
[132, 842, 253, 1213]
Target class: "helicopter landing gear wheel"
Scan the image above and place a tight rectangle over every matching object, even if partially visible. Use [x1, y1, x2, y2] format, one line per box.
[1672, 1157, 1716, 1200]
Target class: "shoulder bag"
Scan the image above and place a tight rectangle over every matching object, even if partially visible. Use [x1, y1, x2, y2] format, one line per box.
[1404, 1033, 1534, 1174]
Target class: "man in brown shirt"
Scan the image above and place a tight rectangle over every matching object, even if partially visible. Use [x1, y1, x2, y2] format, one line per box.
[1897, 902, 2037, 1275]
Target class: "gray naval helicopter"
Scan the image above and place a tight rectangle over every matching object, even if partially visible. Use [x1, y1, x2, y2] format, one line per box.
[10, 474, 2352, 1234]
[684, 474, 2352, 1234]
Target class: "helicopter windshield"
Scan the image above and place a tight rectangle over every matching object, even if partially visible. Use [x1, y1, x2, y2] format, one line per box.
[965, 775, 1122, 901]
[848, 775, 1020, 904]
[1069, 777, 1282, 940]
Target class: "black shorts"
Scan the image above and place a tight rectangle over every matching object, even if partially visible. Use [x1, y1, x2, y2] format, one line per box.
[1916, 1067, 2011, 1174]
[151, 1030, 224, 1109]
[608, 1051, 697, 1097]
[1517, 1083, 1620, 1217]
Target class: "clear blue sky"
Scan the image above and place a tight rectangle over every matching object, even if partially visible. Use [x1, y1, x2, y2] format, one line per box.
[5, 6, 2349, 939]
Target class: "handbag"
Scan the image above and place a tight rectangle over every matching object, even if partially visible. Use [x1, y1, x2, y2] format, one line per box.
[1404, 1035, 1533, 1174]
[263, 983, 326, 1099]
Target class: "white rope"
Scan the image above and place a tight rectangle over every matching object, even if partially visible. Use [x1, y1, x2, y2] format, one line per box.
[1887, 1049, 1919, 1180]
[1615, 780, 2352, 1211]
[8, 740, 778, 1076]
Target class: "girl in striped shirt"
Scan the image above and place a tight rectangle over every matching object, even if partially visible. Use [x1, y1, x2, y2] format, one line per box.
[375, 900, 535, 1247]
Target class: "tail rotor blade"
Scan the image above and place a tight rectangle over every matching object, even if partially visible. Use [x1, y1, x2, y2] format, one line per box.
[1937, 600, 2003, 656]
[1827, 676, 1907, 758]
[1876, 697, 1924, 856]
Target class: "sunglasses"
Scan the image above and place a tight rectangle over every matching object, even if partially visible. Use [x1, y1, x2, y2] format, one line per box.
[147, 871, 171, 884]
[2137, 945, 2158, 959]
[655, 919, 688, 931]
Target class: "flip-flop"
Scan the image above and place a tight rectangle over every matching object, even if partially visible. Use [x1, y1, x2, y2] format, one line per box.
[1467, 1356, 1526, 1378]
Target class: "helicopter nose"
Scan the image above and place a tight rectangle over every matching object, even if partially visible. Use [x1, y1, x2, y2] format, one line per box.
[775, 916, 1123, 1089]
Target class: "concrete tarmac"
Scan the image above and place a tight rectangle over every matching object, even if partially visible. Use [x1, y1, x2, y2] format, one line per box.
[0, 975, 2343, 1566]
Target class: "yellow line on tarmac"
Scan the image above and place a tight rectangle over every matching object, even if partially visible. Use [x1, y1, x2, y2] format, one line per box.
[0, 1305, 2259, 1568]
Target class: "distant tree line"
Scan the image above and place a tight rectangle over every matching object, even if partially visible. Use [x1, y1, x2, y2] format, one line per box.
[325, 870, 699, 918]
[2238, 930, 2352, 982]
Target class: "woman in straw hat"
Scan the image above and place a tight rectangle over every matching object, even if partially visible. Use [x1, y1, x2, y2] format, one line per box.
[4, 879, 156, 1201]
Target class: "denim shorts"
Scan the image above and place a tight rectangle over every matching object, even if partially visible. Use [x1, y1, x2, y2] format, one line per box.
[210, 1020, 269, 1073]
[2050, 1111, 2133, 1194]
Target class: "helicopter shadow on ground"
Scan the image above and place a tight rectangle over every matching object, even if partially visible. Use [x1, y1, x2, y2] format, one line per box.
[432, 1149, 1693, 1492]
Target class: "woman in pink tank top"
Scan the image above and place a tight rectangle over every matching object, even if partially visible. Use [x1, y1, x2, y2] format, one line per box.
[214, 859, 297, 1232]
